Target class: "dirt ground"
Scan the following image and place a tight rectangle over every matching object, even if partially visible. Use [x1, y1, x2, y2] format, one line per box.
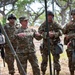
[0, 26, 71, 75]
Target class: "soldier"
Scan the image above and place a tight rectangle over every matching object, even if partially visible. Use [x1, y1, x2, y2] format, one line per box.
[38, 11, 63, 75]
[15, 16, 42, 75]
[4, 14, 17, 75]
[63, 9, 75, 75]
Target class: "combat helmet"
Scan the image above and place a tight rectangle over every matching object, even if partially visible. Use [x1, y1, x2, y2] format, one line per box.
[71, 9, 75, 15]
[7, 14, 16, 20]
[47, 11, 54, 17]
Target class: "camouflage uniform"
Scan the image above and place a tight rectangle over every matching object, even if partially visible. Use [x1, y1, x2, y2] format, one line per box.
[15, 27, 41, 75]
[38, 20, 62, 75]
[63, 20, 75, 75]
[4, 14, 17, 75]
[63, 9, 75, 75]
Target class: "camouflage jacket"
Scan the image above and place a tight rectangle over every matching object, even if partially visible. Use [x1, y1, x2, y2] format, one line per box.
[63, 20, 75, 35]
[38, 21, 62, 45]
[15, 27, 41, 53]
[63, 20, 75, 44]
[4, 23, 18, 48]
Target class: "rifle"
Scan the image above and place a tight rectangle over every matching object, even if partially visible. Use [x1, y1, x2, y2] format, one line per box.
[0, 45, 5, 67]
[0, 29, 5, 67]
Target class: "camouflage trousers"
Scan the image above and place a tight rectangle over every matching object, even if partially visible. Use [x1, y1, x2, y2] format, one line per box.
[66, 48, 75, 72]
[16, 52, 40, 75]
[40, 44, 60, 74]
[5, 46, 15, 74]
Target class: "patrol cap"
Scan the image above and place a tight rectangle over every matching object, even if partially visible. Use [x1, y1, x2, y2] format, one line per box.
[47, 11, 54, 17]
[71, 9, 75, 15]
[7, 14, 16, 20]
[19, 16, 28, 22]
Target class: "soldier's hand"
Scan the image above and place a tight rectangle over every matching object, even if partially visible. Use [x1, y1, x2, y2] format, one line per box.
[35, 32, 41, 37]
[67, 41, 71, 47]
[49, 31, 55, 38]
[17, 33, 26, 38]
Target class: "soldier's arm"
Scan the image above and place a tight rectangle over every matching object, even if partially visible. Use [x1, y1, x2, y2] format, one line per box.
[32, 29, 42, 40]
[38, 21, 48, 39]
[63, 21, 72, 34]
[53, 30, 62, 38]
[4, 24, 8, 31]
[66, 33, 75, 39]
[38, 21, 46, 34]
[14, 29, 20, 39]
[34, 32, 42, 40]
[63, 25, 68, 34]
[54, 23, 63, 38]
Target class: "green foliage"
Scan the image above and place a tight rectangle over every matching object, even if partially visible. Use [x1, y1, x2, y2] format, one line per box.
[1, 17, 6, 25]
[57, 0, 68, 6]
[2, 0, 75, 25]
[39, 13, 45, 20]
[39, 13, 45, 23]
[13, 0, 35, 18]
[16, 0, 34, 8]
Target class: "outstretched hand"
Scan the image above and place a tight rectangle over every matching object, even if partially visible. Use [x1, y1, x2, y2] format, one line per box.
[35, 32, 41, 37]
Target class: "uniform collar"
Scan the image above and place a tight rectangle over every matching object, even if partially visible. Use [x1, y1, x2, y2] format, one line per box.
[21, 26, 28, 29]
